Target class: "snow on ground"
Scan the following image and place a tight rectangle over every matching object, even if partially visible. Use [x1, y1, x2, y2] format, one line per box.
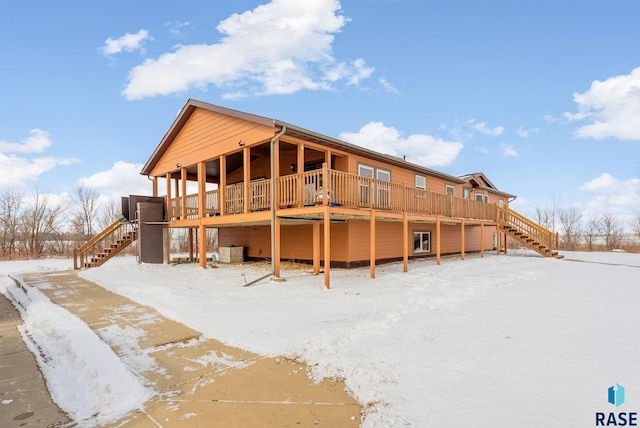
[1, 250, 639, 427]
[0, 260, 152, 426]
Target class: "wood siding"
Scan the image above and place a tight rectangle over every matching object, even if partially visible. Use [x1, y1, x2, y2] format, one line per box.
[218, 220, 496, 265]
[150, 109, 276, 177]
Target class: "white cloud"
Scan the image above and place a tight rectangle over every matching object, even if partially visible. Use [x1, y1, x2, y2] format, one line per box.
[123, 0, 374, 100]
[476, 145, 489, 154]
[77, 161, 152, 202]
[101, 29, 151, 55]
[500, 144, 518, 157]
[468, 119, 504, 137]
[567, 67, 640, 141]
[0, 130, 79, 190]
[339, 122, 463, 167]
[379, 77, 399, 94]
[0, 129, 52, 153]
[516, 125, 539, 138]
[0, 153, 79, 190]
[579, 173, 640, 223]
[165, 21, 191, 37]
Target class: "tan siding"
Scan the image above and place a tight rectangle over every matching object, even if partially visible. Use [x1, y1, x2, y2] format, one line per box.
[151, 109, 276, 176]
[218, 223, 349, 262]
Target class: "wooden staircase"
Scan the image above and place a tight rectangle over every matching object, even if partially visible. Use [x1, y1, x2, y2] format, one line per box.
[73, 220, 138, 269]
[497, 207, 563, 258]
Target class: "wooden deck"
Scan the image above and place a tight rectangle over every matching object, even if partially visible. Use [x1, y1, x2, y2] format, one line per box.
[169, 167, 498, 223]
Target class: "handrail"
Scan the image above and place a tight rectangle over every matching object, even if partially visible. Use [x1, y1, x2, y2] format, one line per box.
[498, 207, 559, 251]
[167, 168, 501, 222]
[73, 220, 137, 269]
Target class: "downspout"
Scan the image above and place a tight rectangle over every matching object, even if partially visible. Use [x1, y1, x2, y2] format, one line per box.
[270, 125, 287, 279]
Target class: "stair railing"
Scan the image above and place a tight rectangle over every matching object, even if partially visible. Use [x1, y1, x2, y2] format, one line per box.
[73, 220, 138, 269]
[498, 207, 559, 253]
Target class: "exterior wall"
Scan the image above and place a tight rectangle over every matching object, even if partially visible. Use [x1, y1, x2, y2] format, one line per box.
[218, 220, 497, 266]
[150, 109, 276, 177]
[218, 223, 349, 262]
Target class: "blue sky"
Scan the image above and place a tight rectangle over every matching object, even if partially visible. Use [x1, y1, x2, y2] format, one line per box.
[1, 0, 639, 226]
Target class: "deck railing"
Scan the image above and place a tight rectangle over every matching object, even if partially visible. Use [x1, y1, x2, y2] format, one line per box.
[497, 206, 559, 251]
[168, 168, 499, 222]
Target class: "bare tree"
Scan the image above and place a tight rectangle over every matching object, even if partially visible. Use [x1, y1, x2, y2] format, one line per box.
[0, 188, 24, 258]
[558, 207, 582, 251]
[97, 200, 121, 231]
[535, 207, 554, 231]
[597, 212, 625, 251]
[72, 185, 102, 238]
[583, 217, 599, 251]
[20, 189, 67, 258]
[632, 212, 640, 241]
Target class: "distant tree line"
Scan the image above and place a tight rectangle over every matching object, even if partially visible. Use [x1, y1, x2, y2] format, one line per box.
[532, 196, 640, 252]
[0, 185, 217, 260]
[0, 185, 118, 259]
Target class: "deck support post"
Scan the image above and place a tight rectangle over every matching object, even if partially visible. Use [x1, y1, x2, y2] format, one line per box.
[274, 216, 281, 277]
[496, 228, 501, 255]
[188, 228, 194, 262]
[219, 155, 226, 216]
[152, 176, 158, 197]
[164, 172, 172, 264]
[436, 216, 441, 265]
[403, 213, 408, 272]
[323, 207, 331, 289]
[460, 220, 465, 260]
[370, 210, 376, 279]
[198, 225, 207, 268]
[181, 167, 187, 220]
[297, 143, 305, 207]
[312, 221, 320, 274]
[243, 146, 250, 214]
[480, 222, 485, 258]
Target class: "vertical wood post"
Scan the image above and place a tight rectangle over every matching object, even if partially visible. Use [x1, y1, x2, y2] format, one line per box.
[219, 155, 226, 216]
[297, 143, 305, 207]
[480, 222, 485, 258]
[321, 162, 329, 206]
[165, 172, 172, 264]
[312, 221, 320, 274]
[243, 146, 250, 213]
[436, 216, 441, 265]
[188, 228, 194, 262]
[181, 167, 187, 220]
[199, 224, 207, 268]
[323, 207, 331, 289]
[197, 161, 206, 218]
[403, 213, 408, 272]
[460, 220, 465, 260]
[152, 176, 158, 197]
[370, 210, 376, 279]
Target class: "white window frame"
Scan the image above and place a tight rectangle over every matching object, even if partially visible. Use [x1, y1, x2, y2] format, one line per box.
[415, 175, 426, 190]
[358, 164, 374, 178]
[463, 188, 470, 199]
[475, 193, 489, 203]
[498, 199, 505, 208]
[376, 168, 391, 182]
[413, 231, 431, 253]
[445, 185, 455, 196]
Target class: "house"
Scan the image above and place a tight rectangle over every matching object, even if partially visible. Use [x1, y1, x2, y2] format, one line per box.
[74, 99, 560, 288]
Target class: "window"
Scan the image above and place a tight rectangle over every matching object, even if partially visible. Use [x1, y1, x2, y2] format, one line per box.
[475, 193, 489, 203]
[376, 169, 390, 182]
[463, 188, 470, 199]
[445, 185, 455, 196]
[358, 164, 374, 178]
[498, 199, 505, 208]
[413, 231, 431, 253]
[415, 175, 426, 189]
